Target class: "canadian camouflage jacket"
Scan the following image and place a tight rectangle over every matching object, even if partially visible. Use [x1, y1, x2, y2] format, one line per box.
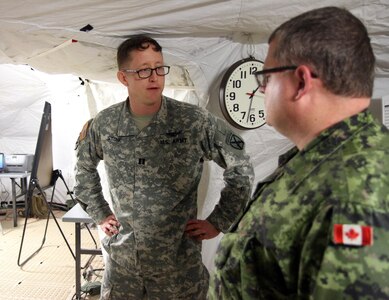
[209, 110, 389, 299]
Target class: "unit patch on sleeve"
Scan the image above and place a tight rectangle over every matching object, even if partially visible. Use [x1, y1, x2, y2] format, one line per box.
[227, 133, 244, 150]
[79, 119, 92, 142]
[75, 119, 93, 150]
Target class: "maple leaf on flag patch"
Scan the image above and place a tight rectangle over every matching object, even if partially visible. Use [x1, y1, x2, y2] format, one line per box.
[345, 228, 359, 240]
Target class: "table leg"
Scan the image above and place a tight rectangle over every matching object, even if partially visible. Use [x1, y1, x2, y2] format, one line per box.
[21, 177, 28, 212]
[11, 178, 17, 227]
[75, 222, 81, 299]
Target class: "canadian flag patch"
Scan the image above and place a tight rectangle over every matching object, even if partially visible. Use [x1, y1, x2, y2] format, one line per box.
[333, 224, 373, 246]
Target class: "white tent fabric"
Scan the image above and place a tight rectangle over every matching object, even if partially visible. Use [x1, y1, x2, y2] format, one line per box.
[0, 0, 388, 271]
[1, 0, 388, 100]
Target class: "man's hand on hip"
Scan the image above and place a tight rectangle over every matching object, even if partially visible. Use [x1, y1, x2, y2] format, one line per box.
[185, 219, 220, 241]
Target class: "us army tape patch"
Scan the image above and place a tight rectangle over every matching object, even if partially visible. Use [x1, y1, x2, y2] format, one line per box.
[227, 133, 244, 150]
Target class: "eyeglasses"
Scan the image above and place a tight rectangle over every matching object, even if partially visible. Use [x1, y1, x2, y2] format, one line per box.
[254, 66, 297, 91]
[121, 66, 170, 79]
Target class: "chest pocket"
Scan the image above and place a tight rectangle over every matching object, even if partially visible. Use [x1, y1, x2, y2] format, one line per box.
[102, 135, 137, 186]
[151, 131, 203, 195]
[102, 131, 203, 196]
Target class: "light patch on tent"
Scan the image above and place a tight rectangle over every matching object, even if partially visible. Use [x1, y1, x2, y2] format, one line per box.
[164, 65, 200, 106]
[26, 39, 117, 83]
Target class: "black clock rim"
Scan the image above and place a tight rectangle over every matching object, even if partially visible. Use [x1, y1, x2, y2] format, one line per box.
[219, 57, 265, 130]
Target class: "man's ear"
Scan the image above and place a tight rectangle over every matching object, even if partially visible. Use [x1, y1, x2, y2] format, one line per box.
[117, 71, 128, 86]
[295, 65, 314, 100]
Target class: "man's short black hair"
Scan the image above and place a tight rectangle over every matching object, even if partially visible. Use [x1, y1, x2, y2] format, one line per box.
[269, 6, 375, 97]
[117, 35, 162, 69]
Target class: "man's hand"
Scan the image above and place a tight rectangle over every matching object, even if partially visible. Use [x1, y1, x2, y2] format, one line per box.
[185, 219, 220, 241]
[99, 214, 120, 236]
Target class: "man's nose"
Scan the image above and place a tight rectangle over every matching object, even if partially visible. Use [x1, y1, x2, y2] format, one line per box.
[149, 69, 158, 81]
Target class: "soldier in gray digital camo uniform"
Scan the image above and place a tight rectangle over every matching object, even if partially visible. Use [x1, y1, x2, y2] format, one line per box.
[74, 35, 254, 299]
[208, 6, 389, 300]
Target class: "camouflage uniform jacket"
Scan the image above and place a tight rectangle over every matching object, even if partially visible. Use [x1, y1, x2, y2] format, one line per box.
[74, 96, 254, 276]
[208, 110, 389, 299]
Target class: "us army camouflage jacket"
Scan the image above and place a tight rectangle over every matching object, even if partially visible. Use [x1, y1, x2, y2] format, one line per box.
[208, 110, 389, 299]
[74, 96, 254, 274]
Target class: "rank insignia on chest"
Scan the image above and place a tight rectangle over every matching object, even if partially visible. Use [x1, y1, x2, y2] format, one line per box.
[333, 224, 373, 246]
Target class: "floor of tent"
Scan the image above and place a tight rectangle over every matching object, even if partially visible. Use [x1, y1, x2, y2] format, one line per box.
[0, 207, 103, 300]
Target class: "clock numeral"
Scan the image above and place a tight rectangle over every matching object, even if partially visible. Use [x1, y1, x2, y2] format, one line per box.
[258, 110, 265, 118]
[229, 92, 236, 100]
[233, 104, 239, 112]
[250, 66, 258, 74]
[240, 71, 247, 79]
[232, 80, 241, 88]
[240, 113, 256, 123]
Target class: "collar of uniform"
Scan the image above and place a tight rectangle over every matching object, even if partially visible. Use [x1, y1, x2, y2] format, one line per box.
[116, 96, 171, 137]
[271, 110, 375, 196]
[117, 98, 140, 136]
[301, 109, 373, 156]
[137, 96, 172, 137]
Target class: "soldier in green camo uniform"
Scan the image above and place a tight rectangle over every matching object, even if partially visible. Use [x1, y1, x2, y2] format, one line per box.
[208, 6, 389, 300]
[74, 35, 254, 299]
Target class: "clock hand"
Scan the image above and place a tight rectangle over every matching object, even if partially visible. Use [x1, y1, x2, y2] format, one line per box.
[246, 86, 260, 123]
[246, 97, 253, 123]
[246, 93, 262, 98]
[246, 86, 260, 98]
[251, 86, 260, 97]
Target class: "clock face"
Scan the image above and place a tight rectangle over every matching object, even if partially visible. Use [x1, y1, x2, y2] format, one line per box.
[219, 58, 266, 130]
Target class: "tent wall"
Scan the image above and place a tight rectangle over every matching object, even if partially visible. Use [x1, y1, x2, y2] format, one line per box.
[0, 0, 388, 272]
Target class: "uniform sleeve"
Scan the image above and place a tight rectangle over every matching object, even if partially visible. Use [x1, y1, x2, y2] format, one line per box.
[202, 114, 254, 232]
[74, 118, 113, 223]
[299, 202, 389, 299]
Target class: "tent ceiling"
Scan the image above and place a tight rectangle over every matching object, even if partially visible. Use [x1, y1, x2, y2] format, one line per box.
[0, 0, 388, 86]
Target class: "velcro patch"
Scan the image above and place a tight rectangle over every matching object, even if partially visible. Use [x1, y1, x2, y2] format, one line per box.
[227, 133, 244, 150]
[78, 119, 92, 142]
[333, 224, 373, 246]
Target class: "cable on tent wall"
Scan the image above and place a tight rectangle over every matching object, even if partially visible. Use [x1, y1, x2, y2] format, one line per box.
[242, 32, 256, 60]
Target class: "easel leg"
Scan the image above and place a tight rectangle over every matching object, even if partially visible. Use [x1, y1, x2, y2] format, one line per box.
[17, 173, 76, 267]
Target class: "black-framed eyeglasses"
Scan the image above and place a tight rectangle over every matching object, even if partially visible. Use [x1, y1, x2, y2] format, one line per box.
[121, 66, 170, 79]
[254, 66, 297, 90]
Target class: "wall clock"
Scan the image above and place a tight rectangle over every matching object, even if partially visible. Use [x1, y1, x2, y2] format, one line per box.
[219, 57, 266, 130]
